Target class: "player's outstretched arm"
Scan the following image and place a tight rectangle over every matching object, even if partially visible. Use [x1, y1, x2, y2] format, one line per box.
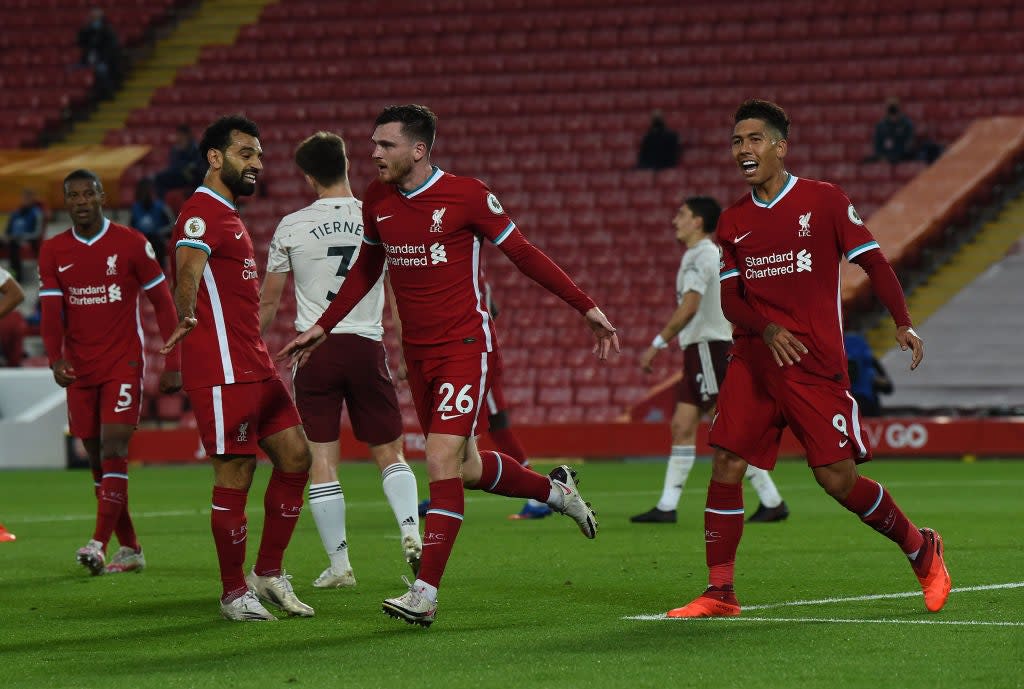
[276, 323, 325, 367]
[855, 250, 922, 370]
[160, 245, 206, 354]
[640, 291, 701, 373]
[585, 307, 620, 361]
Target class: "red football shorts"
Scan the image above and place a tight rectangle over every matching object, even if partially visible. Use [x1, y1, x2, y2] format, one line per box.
[189, 377, 302, 456]
[405, 351, 493, 437]
[292, 333, 402, 445]
[676, 340, 731, 411]
[66, 377, 143, 439]
[709, 354, 872, 469]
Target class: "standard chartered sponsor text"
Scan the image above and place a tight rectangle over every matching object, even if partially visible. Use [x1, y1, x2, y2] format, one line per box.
[746, 250, 794, 279]
[386, 243, 428, 267]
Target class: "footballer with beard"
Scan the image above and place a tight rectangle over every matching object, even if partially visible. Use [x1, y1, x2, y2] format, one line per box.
[163, 115, 315, 622]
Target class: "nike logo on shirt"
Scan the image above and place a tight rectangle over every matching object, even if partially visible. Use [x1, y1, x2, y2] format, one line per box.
[234, 231, 244, 239]
[58, 264, 74, 272]
[735, 231, 753, 244]
[376, 215, 393, 222]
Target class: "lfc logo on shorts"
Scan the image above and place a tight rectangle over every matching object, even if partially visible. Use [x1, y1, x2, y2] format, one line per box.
[236, 422, 249, 443]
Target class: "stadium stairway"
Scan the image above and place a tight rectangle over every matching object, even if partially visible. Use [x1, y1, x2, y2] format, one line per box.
[866, 188, 1024, 356]
[64, 0, 277, 146]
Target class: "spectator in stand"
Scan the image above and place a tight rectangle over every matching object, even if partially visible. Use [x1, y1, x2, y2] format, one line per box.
[154, 126, 205, 201]
[637, 110, 682, 171]
[871, 99, 915, 164]
[78, 8, 121, 100]
[844, 331, 893, 417]
[0, 266, 26, 367]
[130, 178, 174, 269]
[912, 126, 944, 165]
[5, 189, 45, 283]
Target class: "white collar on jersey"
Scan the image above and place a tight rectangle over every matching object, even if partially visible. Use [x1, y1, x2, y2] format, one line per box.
[751, 173, 799, 209]
[195, 186, 236, 210]
[400, 166, 444, 199]
[71, 216, 111, 245]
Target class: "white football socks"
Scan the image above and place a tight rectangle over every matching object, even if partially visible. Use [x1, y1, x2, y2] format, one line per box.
[657, 445, 695, 511]
[308, 481, 350, 572]
[744, 465, 783, 508]
[382, 462, 419, 537]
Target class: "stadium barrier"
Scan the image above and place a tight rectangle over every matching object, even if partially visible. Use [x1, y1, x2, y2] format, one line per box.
[122, 417, 1024, 464]
[842, 116, 1024, 309]
[0, 145, 150, 211]
[0, 369, 67, 468]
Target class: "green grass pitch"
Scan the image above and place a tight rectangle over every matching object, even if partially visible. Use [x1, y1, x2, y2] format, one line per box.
[1, 458, 1021, 689]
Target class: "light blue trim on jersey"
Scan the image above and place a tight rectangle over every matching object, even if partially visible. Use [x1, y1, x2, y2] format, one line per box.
[39, 289, 63, 297]
[71, 217, 110, 245]
[400, 166, 444, 199]
[719, 268, 740, 281]
[176, 239, 211, 255]
[846, 241, 880, 261]
[362, 235, 382, 246]
[142, 273, 166, 290]
[751, 173, 799, 209]
[493, 221, 516, 245]
[425, 508, 464, 521]
[194, 186, 236, 210]
[705, 507, 745, 515]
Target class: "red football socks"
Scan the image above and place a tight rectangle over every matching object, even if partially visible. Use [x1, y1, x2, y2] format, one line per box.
[254, 469, 308, 577]
[211, 485, 249, 600]
[705, 480, 745, 588]
[92, 457, 129, 549]
[418, 478, 464, 589]
[839, 476, 925, 555]
[91, 460, 138, 550]
[475, 451, 550, 501]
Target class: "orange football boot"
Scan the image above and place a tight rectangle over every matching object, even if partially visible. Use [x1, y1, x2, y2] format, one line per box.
[913, 528, 951, 612]
[666, 586, 741, 618]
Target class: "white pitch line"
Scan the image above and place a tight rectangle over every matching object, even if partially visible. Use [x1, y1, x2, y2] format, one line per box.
[706, 617, 1024, 627]
[624, 582, 1024, 621]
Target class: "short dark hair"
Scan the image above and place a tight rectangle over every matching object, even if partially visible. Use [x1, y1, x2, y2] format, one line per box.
[374, 104, 437, 152]
[63, 168, 103, 194]
[684, 196, 721, 233]
[294, 132, 348, 187]
[199, 115, 260, 159]
[735, 99, 790, 141]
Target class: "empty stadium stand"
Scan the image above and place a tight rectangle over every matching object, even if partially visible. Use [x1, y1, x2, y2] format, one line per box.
[10, 0, 1024, 425]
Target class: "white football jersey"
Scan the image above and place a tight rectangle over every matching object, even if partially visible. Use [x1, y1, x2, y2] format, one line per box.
[676, 237, 733, 347]
[267, 197, 385, 339]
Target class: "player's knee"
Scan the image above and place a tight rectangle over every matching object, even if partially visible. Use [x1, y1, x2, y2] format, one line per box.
[710, 448, 746, 483]
[814, 464, 856, 500]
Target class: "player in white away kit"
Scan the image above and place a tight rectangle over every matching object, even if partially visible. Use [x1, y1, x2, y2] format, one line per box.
[259, 131, 421, 588]
[633, 196, 788, 524]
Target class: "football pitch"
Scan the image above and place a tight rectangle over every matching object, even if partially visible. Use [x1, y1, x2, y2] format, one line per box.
[1, 458, 1021, 689]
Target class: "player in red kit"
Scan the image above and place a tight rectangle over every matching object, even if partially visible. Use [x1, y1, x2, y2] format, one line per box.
[280, 105, 619, 627]
[39, 169, 182, 576]
[160, 115, 314, 622]
[667, 100, 950, 618]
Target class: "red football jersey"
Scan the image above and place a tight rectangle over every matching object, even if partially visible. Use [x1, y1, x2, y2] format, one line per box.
[361, 168, 515, 360]
[717, 176, 879, 385]
[38, 219, 166, 385]
[171, 187, 275, 390]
